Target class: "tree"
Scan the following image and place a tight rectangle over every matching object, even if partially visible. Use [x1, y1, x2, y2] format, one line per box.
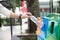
[26, 0, 40, 33]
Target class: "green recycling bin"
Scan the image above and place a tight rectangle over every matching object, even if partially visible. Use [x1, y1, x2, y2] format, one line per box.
[47, 13, 60, 40]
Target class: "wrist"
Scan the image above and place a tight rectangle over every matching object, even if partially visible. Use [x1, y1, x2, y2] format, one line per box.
[19, 14, 22, 18]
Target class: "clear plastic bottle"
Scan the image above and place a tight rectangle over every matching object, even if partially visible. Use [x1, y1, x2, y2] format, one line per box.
[30, 15, 38, 25]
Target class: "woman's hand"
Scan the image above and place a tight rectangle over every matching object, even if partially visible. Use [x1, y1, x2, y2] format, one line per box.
[21, 15, 30, 19]
[26, 12, 32, 16]
[21, 12, 32, 19]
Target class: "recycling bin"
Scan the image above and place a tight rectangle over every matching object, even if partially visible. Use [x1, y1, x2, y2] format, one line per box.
[46, 13, 60, 40]
[37, 17, 49, 40]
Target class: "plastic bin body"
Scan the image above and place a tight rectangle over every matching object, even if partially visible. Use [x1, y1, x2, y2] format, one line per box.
[38, 17, 48, 40]
[46, 13, 60, 40]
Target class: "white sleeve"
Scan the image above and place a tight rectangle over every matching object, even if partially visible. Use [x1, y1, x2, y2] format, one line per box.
[0, 3, 12, 18]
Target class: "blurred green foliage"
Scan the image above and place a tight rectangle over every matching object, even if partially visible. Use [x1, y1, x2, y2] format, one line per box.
[1, 18, 20, 26]
[13, 0, 20, 10]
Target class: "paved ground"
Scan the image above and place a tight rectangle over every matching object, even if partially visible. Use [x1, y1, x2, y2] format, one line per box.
[0, 25, 21, 40]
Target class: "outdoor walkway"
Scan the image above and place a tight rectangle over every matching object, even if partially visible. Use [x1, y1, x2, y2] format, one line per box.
[0, 25, 21, 40]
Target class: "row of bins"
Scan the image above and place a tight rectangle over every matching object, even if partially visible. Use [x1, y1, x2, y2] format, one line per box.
[38, 13, 60, 40]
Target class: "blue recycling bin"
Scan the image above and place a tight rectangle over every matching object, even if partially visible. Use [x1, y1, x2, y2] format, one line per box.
[42, 17, 49, 37]
[37, 17, 49, 40]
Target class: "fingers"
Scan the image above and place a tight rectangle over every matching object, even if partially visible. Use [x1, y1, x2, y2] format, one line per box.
[21, 15, 30, 19]
[21, 12, 32, 19]
[26, 12, 32, 16]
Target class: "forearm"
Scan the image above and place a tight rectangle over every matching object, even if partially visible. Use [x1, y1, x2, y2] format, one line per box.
[10, 12, 30, 19]
[10, 12, 19, 18]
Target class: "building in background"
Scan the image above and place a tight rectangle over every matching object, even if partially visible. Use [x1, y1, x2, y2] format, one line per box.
[38, 0, 59, 17]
